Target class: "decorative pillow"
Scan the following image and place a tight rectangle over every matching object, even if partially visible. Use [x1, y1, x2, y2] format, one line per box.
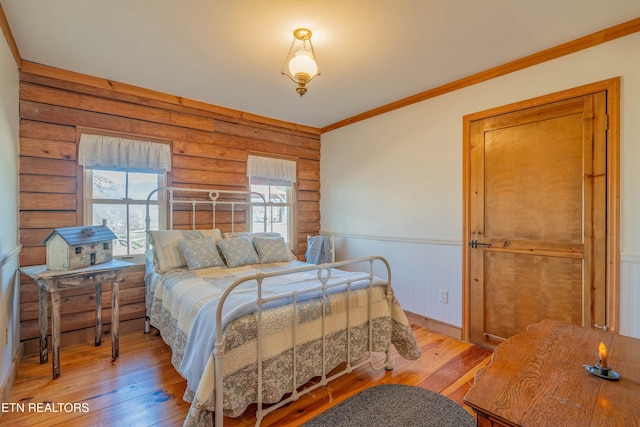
[148, 229, 222, 272]
[253, 236, 295, 263]
[217, 236, 260, 268]
[178, 236, 225, 270]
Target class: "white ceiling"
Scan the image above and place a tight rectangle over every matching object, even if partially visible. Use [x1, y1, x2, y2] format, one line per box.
[3, 0, 640, 129]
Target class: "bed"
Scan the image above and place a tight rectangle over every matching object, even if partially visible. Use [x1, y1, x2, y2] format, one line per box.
[143, 187, 421, 426]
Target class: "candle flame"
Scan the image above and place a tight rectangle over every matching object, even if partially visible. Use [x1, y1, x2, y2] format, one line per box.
[599, 342, 607, 356]
[598, 342, 608, 368]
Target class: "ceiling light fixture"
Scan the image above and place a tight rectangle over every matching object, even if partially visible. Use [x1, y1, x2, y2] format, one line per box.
[281, 28, 320, 96]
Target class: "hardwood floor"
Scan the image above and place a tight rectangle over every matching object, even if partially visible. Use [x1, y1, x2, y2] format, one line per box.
[2, 325, 492, 426]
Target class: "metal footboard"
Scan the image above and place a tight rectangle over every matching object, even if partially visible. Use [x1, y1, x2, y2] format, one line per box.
[213, 256, 395, 427]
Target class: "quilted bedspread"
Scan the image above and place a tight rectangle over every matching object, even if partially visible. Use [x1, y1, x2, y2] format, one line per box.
[146, 260, 421, 426]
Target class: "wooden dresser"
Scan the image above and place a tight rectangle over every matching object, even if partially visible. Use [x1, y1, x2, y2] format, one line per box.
[464, 319, 640, 426]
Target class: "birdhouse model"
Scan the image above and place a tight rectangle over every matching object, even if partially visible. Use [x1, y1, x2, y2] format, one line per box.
[41, 226, 118, 271]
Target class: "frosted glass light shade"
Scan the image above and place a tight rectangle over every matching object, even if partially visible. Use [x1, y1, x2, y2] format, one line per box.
[288, 48, 318, 79]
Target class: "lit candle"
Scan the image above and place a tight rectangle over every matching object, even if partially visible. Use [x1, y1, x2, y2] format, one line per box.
[598, 342, 608, 369]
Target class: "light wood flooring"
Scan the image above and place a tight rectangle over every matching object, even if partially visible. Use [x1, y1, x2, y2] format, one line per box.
[2, 325, 493, 426]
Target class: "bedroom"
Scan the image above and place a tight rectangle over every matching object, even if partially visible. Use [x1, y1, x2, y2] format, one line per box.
[1, 1, 640, 426]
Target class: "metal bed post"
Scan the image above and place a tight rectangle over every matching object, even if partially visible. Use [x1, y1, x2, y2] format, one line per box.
[320, 268, 329, 385]
[255, 272, 264, 425]
[144, 186, 166, 334]
[375, 256, 395, 370]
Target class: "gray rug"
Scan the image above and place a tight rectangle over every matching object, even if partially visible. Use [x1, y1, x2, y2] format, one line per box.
[302, 384, 475, 427]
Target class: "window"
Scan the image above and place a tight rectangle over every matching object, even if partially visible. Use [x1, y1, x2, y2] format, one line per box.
[84, 169, 164, 257]
[250, 184, 294, 243]
[247, 155, 297, 247]
[78, 134, 171, 259]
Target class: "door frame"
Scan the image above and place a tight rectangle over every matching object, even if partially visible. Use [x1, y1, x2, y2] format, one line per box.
[462, 77, 620, 340]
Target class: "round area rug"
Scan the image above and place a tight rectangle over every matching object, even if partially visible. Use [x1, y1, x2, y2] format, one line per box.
[302, 384, 475, 427]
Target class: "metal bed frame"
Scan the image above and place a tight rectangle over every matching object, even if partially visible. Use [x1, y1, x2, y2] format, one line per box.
[144, 187, 395, 426]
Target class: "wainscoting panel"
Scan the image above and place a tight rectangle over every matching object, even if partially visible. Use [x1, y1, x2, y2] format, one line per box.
[621, 252, 640, 338]
[0, 245, 21, 404]
[329, 233, 463, 328]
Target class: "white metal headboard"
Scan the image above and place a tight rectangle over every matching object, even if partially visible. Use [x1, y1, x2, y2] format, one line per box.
[145, 187, 267, 246]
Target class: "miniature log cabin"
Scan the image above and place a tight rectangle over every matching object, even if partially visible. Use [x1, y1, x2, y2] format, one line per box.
[41, 226, 118, 271]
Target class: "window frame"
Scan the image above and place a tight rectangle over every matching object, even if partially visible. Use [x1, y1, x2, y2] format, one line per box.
[83, 168, 165, 261]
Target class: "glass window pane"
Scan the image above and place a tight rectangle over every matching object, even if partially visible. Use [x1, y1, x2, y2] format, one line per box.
[252, 206, 289, 240]
[145, 205, 160, 231]
[93, 204, 127, 256]
[251, 185, 268, 203]
[129, 205, 149, 254]
[128, 172, 159, 200]
[269, 186, 289, 203]
[93, 170, 126, 199]
[252, 206, 266, 232]
[268, 206, 289, 240]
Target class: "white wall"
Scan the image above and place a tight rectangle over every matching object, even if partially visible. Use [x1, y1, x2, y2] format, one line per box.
[321, 32, 640, 338]
[0, 34, 20, 396]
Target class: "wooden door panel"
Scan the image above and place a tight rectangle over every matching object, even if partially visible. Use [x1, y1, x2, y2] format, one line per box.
[484, 252, 583, 345]
[484, 115, 583, 243]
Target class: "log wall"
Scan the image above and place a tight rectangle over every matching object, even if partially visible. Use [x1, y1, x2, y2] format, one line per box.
[18, 62, 321, 355]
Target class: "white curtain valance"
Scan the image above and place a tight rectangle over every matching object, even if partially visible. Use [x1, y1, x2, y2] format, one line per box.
[246, 155, 296, 186]
[78, 134, 171, 173]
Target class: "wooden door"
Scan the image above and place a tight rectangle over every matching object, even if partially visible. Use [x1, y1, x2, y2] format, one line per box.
[466, 93, 608, 347]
